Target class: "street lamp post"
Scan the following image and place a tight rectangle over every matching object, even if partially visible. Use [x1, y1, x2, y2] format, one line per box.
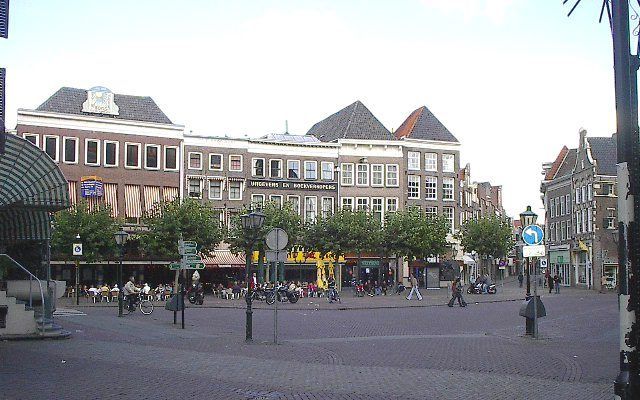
[74, 234, 81, 306]
[114, 230, 128, 317]
[519, 206, 537, 298]
[242, 210, 266, 342]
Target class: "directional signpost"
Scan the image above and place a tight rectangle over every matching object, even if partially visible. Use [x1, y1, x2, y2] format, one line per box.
[265, 228, 289, 345]
[169, 239, 206, 329]
[520, 224, 545, 339]
[522, 224, 544, 246]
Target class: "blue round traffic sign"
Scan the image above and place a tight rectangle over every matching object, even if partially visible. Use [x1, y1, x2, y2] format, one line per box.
[522, 225, 544, 246]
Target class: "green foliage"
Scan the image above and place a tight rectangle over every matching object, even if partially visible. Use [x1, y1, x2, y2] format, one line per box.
[457, 216, 513, 259]
[227, 201, 302, 254]
[382, 208, 450, 261]
[51, 201, 118, 263]
[139, 198, 223, 260]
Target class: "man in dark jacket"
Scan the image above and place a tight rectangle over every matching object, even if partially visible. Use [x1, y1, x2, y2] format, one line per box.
[448, 278, 466, 307]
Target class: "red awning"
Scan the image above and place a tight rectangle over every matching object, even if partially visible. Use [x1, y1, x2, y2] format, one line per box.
[203, 250, 246, 268]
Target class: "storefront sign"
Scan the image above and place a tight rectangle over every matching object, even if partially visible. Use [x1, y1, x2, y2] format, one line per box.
[80, 176, 104, 198]
[248, 179, 337, 191]
[360, 259, 380, 267]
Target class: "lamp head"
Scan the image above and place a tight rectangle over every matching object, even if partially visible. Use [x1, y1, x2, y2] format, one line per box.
[519, 205, 537, 227]
[114, 230, 128, 246]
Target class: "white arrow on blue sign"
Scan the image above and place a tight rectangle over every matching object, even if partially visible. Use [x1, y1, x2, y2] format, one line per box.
[522, 225, 544, 246]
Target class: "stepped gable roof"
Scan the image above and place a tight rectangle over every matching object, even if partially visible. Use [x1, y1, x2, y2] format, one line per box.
[307, 100, 393, 142]
[556, 148, 577, 178]
[35, 87, 173, 124]
[395, 106, 459, 143]
[587, 135, 617, 176]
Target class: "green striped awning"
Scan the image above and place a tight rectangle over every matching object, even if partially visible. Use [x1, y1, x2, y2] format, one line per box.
[0, 133, 70, 242]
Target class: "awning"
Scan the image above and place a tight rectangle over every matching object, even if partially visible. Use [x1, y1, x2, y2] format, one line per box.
[125, 184, 141, 218]
[143, 185, 161, 214]
[0, 133, 70, 242]
[163, 186, 179, 203]
[463, 255, 476, 265]
[203, 250, 246, 268]
[104, 183, 118, 217]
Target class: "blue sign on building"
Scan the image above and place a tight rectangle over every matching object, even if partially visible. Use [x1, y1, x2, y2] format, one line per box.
[80, 176, 104, 198]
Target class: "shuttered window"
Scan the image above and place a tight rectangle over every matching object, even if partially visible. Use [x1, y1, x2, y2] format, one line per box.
[143, 186, 161, 215]
[163, 187, 179, 203]
[67, 181, 77, 206]
[125, 184, 142, 219]
[104, 183, 118, 218]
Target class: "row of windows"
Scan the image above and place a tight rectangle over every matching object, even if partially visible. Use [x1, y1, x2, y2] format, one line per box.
[574, 183, 593, 205]
[250, 194, 333, 223]
[407, 151, 456, 173]
[549, 207, 598, 242]
[340, 163, 399, 187]
[187, 178, 244, 200]
[549, 194, 571, 219]
[407, 175, 455, 200]
[23, 133, 179, 171]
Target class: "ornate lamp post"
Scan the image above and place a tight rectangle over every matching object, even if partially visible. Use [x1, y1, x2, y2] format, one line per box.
[242, 210, 265, 342]
[519, 205, 537, 298]
[73, 234, 82, 306]
[114, 229, 128, 317]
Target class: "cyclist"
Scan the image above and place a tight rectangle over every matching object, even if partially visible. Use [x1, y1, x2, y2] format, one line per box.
[123, 276, 140, 312]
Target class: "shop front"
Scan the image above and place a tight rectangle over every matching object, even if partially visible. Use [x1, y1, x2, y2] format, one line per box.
[549, 247, 571, 286]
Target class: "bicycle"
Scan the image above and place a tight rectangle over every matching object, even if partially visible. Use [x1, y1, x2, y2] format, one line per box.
[123, 293, 154, 315]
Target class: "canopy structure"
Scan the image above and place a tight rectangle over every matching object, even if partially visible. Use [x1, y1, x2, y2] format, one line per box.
[0, 133, 70, 243]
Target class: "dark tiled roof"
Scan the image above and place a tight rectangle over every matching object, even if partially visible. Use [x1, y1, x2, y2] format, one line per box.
[307, 101, 393, 142]
[588, 135, 617, 176]
[395, 106, 459, 143]
[556, 148, 577, 178]
[35, 87, 173, 124]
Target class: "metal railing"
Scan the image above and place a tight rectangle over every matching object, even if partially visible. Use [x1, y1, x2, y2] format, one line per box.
[0, 253, 46, 336]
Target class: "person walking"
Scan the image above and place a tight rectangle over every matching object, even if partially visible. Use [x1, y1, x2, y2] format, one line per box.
[600, 275, 607, 293]
[547, 274, 554, 294]
[448, 277, 466, 307]
[553, 274, 560, 294]
[406, 273, 422, 301]
[518, 271, 523, 288]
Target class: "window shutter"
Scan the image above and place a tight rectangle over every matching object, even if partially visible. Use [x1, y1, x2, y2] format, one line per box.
[603, 217, 608, 229]
[0, 0, 8, 39]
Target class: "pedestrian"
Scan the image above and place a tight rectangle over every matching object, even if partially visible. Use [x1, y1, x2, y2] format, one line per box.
[448, 277, 466, 307]
[406, 273, 422, 301]
[518, 272, 523, 288]
[553, 274, 560, 294]
[600, 275, 607, 293]
[547, 274, 554, 294]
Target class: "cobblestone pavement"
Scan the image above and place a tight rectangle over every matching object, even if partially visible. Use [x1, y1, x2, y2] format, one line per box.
[1, 281, 617, 399]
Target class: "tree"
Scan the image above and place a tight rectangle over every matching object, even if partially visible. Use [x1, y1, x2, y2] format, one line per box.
[139, 198, 223, 260]
[51, 201, 118, 263]
[457, 216, 513, 279]
[227, 201, 303, 281]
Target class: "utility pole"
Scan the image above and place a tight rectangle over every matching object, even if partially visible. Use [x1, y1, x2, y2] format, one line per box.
[612, 1, 640, 398]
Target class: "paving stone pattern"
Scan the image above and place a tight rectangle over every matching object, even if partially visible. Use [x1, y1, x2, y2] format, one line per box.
[1, 282, 617, 399]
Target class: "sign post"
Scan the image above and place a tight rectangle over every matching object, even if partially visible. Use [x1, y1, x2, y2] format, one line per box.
[168, 239, 205, 329]
[520, 224, 546, 338]
[265, 228, 288, 345]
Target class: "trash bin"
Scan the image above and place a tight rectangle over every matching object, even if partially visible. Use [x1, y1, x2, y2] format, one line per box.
[519, 296, 546, 336]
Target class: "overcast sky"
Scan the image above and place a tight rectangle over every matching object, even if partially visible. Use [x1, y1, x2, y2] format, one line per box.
[1, 0, 619, 219]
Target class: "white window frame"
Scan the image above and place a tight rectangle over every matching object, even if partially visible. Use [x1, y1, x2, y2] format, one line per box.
[550, 198, 556, 218]
[443, 177, 455, 201]
[341, 163, 354, 186]
[549, 223, 555, 242]
[341, 197, 354, 211]
[575, 187, 581, 204]
[23, 133, 39, 147]
[588, 183, 593, 201]
[207, 179, 223, 200]
[386, 164, 399, 187]
[84, 138, 101, 166]
[321, 161, 334, 181]
[407, 175, 420, 199]
[321, 197, 334, 218]
[228, 180, 243, 201]
[356, 197, 369, 211]
[270, 159, 283, 179]
[187, 178, 203, 199]
[425, 206, 438, 218]
[442, 154, 455, 173]
[251, 194, 266, 209]
[424, 153, 437, 172]
[103, 140, 119, 167]
[425, 176, 437, 200]
[560, 196, 565, 215]
[371, 164, 384, 187]
[43, 135, 60, 163]
[356, 163, 369, 186]
[371, 197, 384, 222]
[287, 195, 301, 215]
[209, 153, 223, 171]
[229, 155, 243, 172]
[581, 185, 587, 204]
[443, 206, 455, 233]
[62, 136, 79, 164]
[252, 157, 266, 178]
[561, 221, 566, 240]
[587, 207, 593, 232]
[269, 194, 284, 208]
[304, 160, 318, 180]
[386, 197, 398, 213]
[287, 159, 301, 179]
[164, 146, 179, 171]
[304, 196, 318, 223]
[188, 152, 203, 170]
[124, 142, 141, 169]
[144, 144, 160, 170]
[407, 151, 420, 171]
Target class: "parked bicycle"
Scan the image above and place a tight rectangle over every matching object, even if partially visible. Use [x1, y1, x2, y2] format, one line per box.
[123, 293, 154, 315]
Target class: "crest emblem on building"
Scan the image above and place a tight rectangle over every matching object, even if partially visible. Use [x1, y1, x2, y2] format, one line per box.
[82, 86, 119, 115]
